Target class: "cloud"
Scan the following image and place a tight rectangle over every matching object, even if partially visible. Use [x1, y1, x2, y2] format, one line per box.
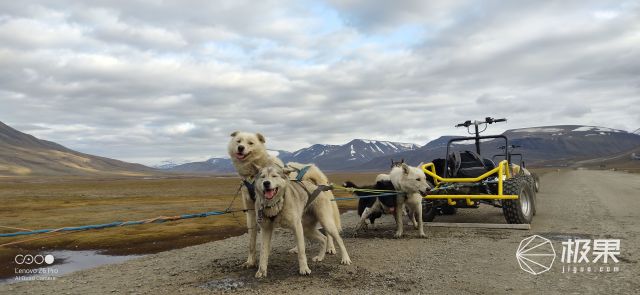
[0, 0, 638, 165]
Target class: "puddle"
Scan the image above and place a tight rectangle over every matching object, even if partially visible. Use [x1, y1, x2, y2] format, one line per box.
[0, 250, 143, 285]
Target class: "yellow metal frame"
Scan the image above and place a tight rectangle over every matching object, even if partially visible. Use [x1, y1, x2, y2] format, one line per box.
[421, 160, 518, 206]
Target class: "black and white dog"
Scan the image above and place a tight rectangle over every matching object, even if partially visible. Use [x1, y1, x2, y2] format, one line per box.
[346, 163, 430, 237]
[343, 180, 398, 230]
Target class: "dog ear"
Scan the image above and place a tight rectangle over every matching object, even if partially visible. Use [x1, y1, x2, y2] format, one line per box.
[401, 158, 405, 164]
[256, 133, 265, 143]
[252, 163, 263, 172]
[401, 163, 410, 175]
[230, 131, 239, 137]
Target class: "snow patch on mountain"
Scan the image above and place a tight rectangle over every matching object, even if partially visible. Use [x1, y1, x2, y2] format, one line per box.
[572, 126, 625, 133]
[153, 159, 190, 169]
[513, 127, 564, 133]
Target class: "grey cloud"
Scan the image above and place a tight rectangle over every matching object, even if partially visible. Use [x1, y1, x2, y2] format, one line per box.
[1, 1, 638, 165]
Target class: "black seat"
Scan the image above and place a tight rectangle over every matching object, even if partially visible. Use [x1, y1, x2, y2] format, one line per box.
[449, 151, 493, 178]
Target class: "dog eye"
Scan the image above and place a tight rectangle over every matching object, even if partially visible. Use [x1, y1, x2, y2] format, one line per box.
[415, 178, 420, 181]
[236, 140, 241, 143]
[248, 141, 254, 145]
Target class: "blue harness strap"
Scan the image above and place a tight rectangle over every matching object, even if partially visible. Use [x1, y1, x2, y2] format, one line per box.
[295, 165, 311, 181]
[243, 179, 256, 201]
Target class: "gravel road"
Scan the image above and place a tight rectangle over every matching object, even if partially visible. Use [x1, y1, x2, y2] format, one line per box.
[2, 169, 639, 294]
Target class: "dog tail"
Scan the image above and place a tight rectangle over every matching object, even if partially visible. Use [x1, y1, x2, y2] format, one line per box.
[375, 174, 390, 183]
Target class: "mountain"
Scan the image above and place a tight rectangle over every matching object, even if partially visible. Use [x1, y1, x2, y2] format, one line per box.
[633, 128, 640, 135]
[0, 121, 156, 176]
[281, 139, 419, 170]
[152, 160, 188, 169]
[157, 140, 419, 173]
[353, 125, 640, 170]
[155, 125, 640, 174]
[159, 150, 291, 174]
[166, 158, 235, 174]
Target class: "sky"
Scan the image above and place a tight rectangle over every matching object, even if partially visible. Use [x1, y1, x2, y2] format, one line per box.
[0, 0, 639, 165]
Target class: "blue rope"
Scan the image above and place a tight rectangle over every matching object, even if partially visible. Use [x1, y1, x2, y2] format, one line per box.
[0, 210, 231, 238]
[1, 188, 404, 238]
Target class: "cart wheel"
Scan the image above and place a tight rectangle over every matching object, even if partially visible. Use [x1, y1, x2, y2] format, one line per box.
[422, 200, 436, 222]
[532, 172, 540, 192]
[441, 205, 457, 215]
[524, 174, 537, 216]
[502, 175, 534, 224]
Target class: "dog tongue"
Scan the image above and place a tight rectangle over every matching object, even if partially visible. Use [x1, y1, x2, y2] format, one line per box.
[264, 189, 276, 200]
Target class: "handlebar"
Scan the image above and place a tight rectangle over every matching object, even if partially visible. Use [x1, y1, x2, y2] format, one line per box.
[455, 117, 507, 128]
[455, 120, 472, 128]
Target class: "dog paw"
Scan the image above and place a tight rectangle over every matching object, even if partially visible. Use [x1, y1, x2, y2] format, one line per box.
[288, 247, 299, 254]
[299, 266, 311, 275]
[242, 259, 256, 269]
[312, 255, 324, 262]
[419, 232, 427, 238]
[393, 232, 403, 239]
[341, 257, 352, 265]
[255, 269, 268, 278]
[326, 247, 337, 255]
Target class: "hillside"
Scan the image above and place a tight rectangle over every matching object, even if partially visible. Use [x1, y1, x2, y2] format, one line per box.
[572, 145, 640, 170]
[0, 121, 156, 176]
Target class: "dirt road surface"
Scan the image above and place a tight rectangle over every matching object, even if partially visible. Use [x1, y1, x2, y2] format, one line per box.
[2, 170, 639, 294]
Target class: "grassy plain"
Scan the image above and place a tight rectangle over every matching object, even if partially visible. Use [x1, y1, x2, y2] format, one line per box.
[0, 173, 377, 277]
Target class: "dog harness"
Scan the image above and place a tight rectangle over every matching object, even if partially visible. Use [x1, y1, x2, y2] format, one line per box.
[257, 182, 333, 223]
[294, 165, 311, 181]
[242, 179, 257, 201]
[292, 181, 333, 209]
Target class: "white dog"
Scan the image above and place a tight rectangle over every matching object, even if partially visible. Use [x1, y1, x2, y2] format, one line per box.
[253, 165, 351, 278]
[227, 131, 339, 268]
[389, 163, 431, 238]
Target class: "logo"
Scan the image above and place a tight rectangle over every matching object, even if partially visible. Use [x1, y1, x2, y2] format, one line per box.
[516, 235, 556, 275]
[560, 238, 621, 274]
[14, 254, 55, 265]
[516, 236, 622, 275]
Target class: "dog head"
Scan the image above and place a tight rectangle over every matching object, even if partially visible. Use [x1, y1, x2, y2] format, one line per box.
[228, 131, 266, 162]
[391, 163, 431, 196]
[390, 158, 405, 168]
[255, 165, 288, 204]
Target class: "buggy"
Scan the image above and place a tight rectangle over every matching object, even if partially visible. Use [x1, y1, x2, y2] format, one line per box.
[420, 117, 538, 224]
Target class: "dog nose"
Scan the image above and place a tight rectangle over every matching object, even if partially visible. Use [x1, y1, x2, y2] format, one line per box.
[237, 145, 245, 152]
[263, 181, 271, 188]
